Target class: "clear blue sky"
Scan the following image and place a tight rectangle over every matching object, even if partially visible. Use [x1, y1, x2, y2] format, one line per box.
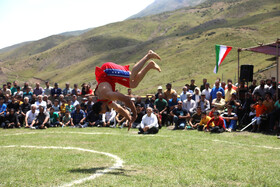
[0, 0, 154, 49]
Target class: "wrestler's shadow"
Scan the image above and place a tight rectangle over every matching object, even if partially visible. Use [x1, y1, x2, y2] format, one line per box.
[69, 167, 133, 177]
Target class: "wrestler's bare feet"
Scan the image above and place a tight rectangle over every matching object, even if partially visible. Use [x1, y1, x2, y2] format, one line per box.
[147, 50, 161, 60]
[149, 61, 161, 72]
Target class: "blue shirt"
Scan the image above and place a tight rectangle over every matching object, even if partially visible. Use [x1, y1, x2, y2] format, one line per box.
[0, 104, 7, 116]
[168, 98, 180, 107]
[210, 87, 225, 100]
[71, 109, 86, 125]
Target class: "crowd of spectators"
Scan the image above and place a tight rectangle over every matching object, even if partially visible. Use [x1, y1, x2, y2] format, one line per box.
[0, 78, 280, 137]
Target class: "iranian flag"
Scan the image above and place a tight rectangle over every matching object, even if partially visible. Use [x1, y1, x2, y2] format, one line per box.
[214, 45, 232, 74]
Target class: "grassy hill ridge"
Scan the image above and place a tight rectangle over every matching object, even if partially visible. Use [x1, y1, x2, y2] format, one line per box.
[0, 0, 279, 94]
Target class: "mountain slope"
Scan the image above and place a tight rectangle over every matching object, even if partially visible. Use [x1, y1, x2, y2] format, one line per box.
[0, 0, 279, 94]
[128, 0, 206, 19]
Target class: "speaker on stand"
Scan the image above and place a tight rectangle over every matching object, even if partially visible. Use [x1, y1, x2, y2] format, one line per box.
[240, 65, 254, 82]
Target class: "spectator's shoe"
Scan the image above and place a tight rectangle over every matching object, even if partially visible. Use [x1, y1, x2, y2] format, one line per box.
[143, 132, 149, 135]
[110, 125, 116, 128]
[277, 135, 280, 139]
[138, 131, 143, 134]
[97, 125, 101, 127]
[30, 127, 36, 130]
[172, 127, 177, 130]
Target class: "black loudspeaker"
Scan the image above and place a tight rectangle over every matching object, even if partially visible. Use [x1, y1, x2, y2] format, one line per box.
[240, 65, 254, 82]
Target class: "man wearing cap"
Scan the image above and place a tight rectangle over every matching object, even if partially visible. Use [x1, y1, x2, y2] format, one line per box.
[206, 111, 226, 133]
[51, 83, 62, 98]
[164, 83, 176, 101]
[182, 93, 196, 115]
[180, 86, 189, 102]
[155, 86, 163, 99]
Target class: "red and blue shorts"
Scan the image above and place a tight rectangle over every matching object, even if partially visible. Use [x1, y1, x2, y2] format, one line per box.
[95, 62, 130, 91]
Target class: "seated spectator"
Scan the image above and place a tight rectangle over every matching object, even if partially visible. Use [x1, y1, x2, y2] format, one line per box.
[43, 95, 52, 109]
[30, 94, 37, 104]
[153, 86, 162, 100]
[51, 83, 62, 98]
[145, 94, 156, 109]
[226, 93, 241, 113]
[184, 84, 194, 95]
[168, 93, 179, 112]
[154, 93, 168, 126]
[196, 93, 210, 112]
[80, 98, 88, 113]
[192, 87, 201, 103]
[30, 105, 50, 129]
[13, 86, 23, 98]
[52, 99, 60, 113]
[236, 81, 248, 103]
[11, 81, 18, 96]
[188, 106, 202, 129]
[71, 95, 79, 107]
[210, 80, 225, 102]
[84, 84, 93, 97]
[189, 79, 197, 92]
[268, 81, 276, 98]
[19, 97, 31, 125]
[7, 96, 20, 115]
[59, 99, 68, 115]
[86, 96, 94, 113]
[221, 106, 238, 132]
[58, 94, 64, 105]
[170, 101, 189, 130]
[82, 110, 100, 128]
[81, 83, 87, 96]
[44, 81, 53, 96]
[101, 108, 116, 127]
[212, 91, 225, 113]
[199, 111, 214, 131]
[66, 99, 75, 113]
[138, 107, 159, 134]
[2, 109, 20, 128]
[132, 104, 145, 128]
[62, 110, 72, 127]
[269, 97, 280, 132]
[205, 111, 226, 133]
[49, 107, 61, 127]
[164, 83, 176, 101]
[135, 96, 145, 109]
[22, 86, 33, 102]
[62, 83, 72, 96]
[21, 82, 29, 93]
[35, 95, 47, 111]
[115, 110, 129, 128]
[71, 84, 81, 96]
[33, 82, 44, 96]
[252, 80, 269, 98]
[180, 86, 189, 102]
[251, 98, 267, 132]
[263, 93, 274, 114]
[182, 93, 196, 115]
[71, 104, 86, 128]
[225, 82, 236, 103]
[25, 104, 38, 128]
[2, 84, 11, 97]
[202, 83, 211, 101]
[0, 97, 7, 126]
[200, 78, 207, 92]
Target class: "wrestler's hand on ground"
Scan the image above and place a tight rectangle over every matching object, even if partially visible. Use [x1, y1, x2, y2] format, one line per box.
[128, 114, 137, 131]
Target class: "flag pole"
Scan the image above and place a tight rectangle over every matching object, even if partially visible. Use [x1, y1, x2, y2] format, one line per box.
[237, 48, 241, 100]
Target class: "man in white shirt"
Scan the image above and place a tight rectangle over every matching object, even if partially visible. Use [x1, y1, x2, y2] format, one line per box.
[102, 108, 116, 127]
[25, 104, 38, 128]
[35, 95, 47, 112]
[180, 86, 188, 102]
[139, 107, 159, 134]
[202, 83, 211, 101]
[182, 93, 196, 115]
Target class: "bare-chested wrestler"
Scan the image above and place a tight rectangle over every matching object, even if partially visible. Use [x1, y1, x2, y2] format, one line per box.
[92, 50, 161, 129]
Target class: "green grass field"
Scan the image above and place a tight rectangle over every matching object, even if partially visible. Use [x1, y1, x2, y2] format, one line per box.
[0, 127, 279, 186]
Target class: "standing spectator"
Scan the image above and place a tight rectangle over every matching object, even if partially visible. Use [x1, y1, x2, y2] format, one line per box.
[192, 87, 201, 103]
[188, 106, 202, 130]
[7, 82, 12, 89]
[2, 84, 11, 96]
[22, 82, 30, 93]
[3, 109, 20, 128]
[196, 93, 210, 112]
[206, 111, 226, 133]
[170, 101, 189, 130]
[71, 104, 86, 128]
[182, 93, 196, 114]
[269, 97, 280, 132]
[33, 83, 44, 96]
[11, 81, 18, 96]
[13, 86, 23, 98]
[252, 80, 269, 98]
[19, 97, 31, 126]
[221, 81, 226, 91]
[189, 79, 197, 92]
[155, 86, 163, 99]
[237, 81, 248, 103]
[51, 83, 62, 98]
[184, 84, 194, 95]
[0, 97, 7, 127]
[225, 79, 237, 90]
[180, 86, 189, 102]
[212, 91, 225, 113]
[268, 81, 277, 98]
[34, 95, 47, 112]
[62, 83, 72, 96]
[23, 87, 33, 102]
[210, 80, 225, 102]
[163, 83, 176, 101]
[138, 107, 159, 134]
[202, 83, 211, 101]
[154, 93, 168, 126]
[227, 93, 241, 113]
[221, 106, 238, 132]
[25, 105, 38, 128]
[30, 105, 49, 129]
[71, 95, 79, 107]
[81, 83, 87, 96]
[251, 98, 267, 132]
[200, 78, 207, 92]
[225, 82, 236, 103]
[44, 81, 53, 96]
[101, 108, 116, 127]
[248, 80, 257, 93]
[85, 84, 93, 97]
[71, 84, 81, 96]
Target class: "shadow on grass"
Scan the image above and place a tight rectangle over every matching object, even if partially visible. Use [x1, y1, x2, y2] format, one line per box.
[69, 167, 134, 177]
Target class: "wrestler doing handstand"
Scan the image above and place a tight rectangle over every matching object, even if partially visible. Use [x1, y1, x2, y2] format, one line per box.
[92, 50, 161, 129]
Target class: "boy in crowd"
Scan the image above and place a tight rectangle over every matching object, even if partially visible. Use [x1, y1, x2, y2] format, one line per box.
[206, 111, 226, 133]
[251, 98, 267, 132]
[49, 107, 61, 127]
[199, 111, 213, 131]
[62, 110, 71, 127]
[188, 106, 202, 130]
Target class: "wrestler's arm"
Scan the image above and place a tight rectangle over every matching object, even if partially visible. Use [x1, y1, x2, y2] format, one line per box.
[108, 102, 131, 121]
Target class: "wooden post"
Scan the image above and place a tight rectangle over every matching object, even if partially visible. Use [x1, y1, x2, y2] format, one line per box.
[237, 48, 241, 99]
[277, 39, 279, 100]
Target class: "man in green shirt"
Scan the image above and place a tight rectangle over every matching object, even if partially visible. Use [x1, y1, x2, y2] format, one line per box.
[49, 107, 61, 127]
[154, 93, 168, 127]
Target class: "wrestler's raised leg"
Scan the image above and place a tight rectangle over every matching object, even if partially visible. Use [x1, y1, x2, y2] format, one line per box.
[130, 61, 161, 88]
[130, 50, 161, 81]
